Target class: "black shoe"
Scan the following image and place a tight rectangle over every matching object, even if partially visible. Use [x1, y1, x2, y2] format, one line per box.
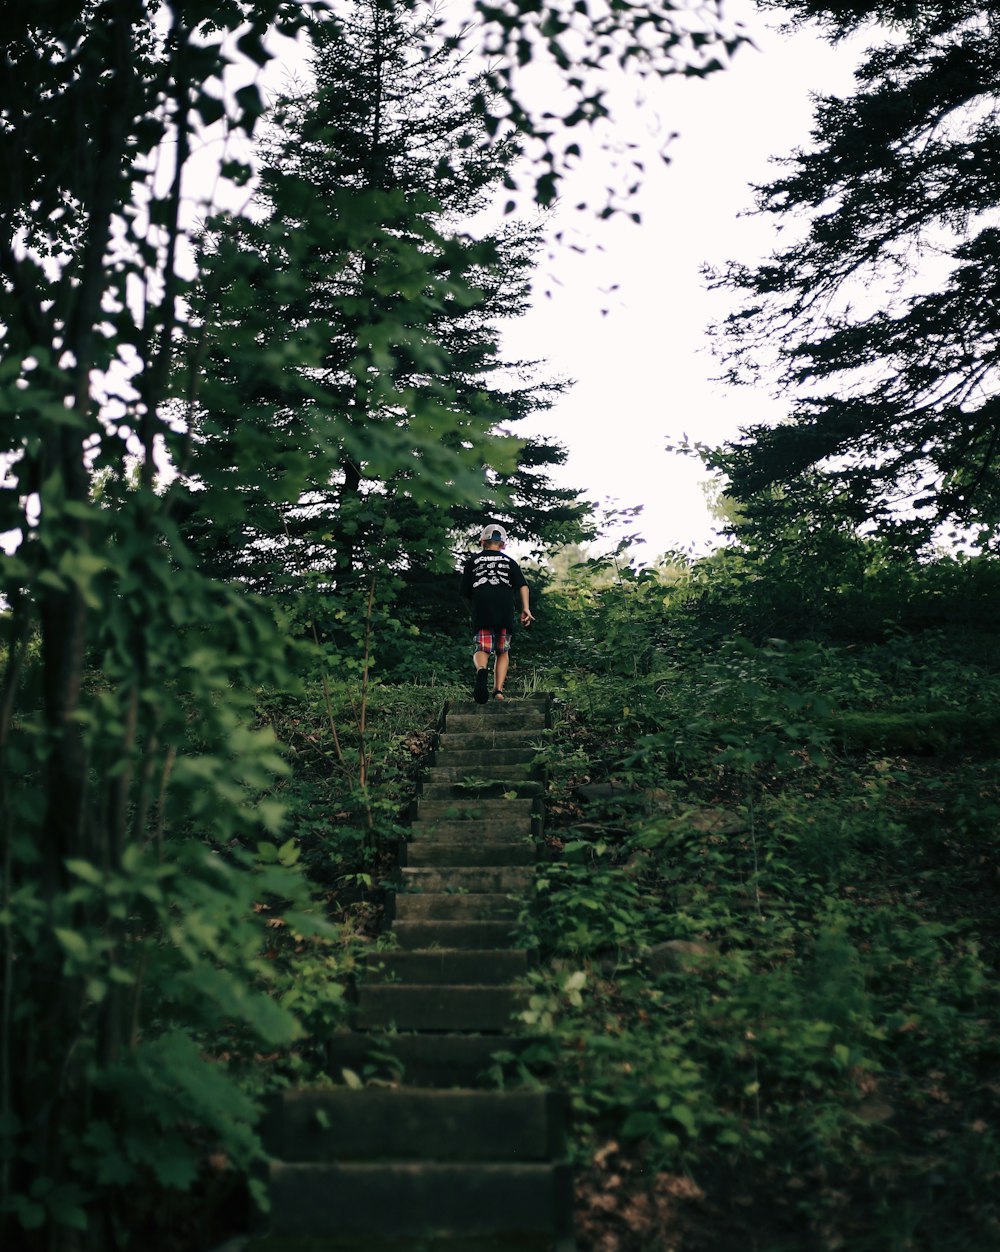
[474, 668, 489, 704]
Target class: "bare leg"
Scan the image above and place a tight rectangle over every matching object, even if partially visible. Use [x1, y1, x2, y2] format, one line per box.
[473, 649, 490, 703]
[494, 650, 509, 695]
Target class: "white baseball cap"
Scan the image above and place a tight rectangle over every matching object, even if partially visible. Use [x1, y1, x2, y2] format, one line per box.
[479, 524, 508, 544]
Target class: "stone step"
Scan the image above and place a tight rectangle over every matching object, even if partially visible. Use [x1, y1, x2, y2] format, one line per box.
[326, 1030, 544, 1088]
[356, 984, 525, 1031]
[415, 797, 536, 822]
[393, 892, 519, 922]
[426, 764, 536, 782]
[448, 694, 551, 709]
[445, 713, 547, 733]
[403, 838, 535, 868]
[363, 948, 529, 985]
[400, 866, 534, 894]
[434, 747, 539, 767]
[259, 691, 567, 1252]
[446, 702, 548, 719]
[438, 731, 550, 753]
[264, 1088, 567, 1163]
[248, 1232, 566, 1251]
[392, 920, 519, 950]
[266, 1160, 574, 1242]
[420, 780, 544, 802]
[409, 817, 533, 839]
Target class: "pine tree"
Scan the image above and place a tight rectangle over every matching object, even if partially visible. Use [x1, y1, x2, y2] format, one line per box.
[708, 2, 1000, 549]
[183, 0, 592, 599]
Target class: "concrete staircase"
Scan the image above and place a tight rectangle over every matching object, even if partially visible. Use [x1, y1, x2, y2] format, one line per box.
[249, 693, 575, 1251]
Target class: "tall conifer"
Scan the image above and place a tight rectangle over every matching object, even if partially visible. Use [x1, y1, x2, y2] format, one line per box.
[708, 2, 1000, 548]
[186, 0, 591, 596]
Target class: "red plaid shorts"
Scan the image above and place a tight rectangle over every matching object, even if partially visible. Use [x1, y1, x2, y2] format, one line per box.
[473, 628, 511, 655]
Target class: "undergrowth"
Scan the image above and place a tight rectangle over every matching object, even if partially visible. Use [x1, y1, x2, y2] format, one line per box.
[96, 677, 459, 1252]
[516, 630, 1000, 1252]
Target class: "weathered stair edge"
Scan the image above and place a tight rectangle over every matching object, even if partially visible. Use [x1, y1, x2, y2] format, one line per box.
[246, 692, 575, 1251]
[365, 694, 550, 1080]
[268, 1160, 575, 1241]
[332, 695, 549, 1087]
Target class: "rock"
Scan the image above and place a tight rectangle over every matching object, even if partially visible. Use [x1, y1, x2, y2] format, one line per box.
[647, 940, 719, 975]
[857, 1100, 895, 1123]
[678, 807, 747, 836]
[639, 787, 676, 812]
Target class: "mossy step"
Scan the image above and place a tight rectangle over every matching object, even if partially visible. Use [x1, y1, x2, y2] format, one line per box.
[246, 1232, 571, 1251]
[262, 1087, 566, 1162]
[393, 892, 519, 922]
[362, 948, 529, 985]
[409, 818, 534, 839]
[391, 920, 519, 950]
[424, 764, 537, 781]
[325, 1029, 543, 1088]
[445, 713, 548, 734]
[419, 780, 544, 803]
[433, 747, 539, 766]
[437, 731, 550, 752]
[355, 984, 525, 1031]
[402, 839, 535, 868]
[447, 693, 551, 710]
[415, 797, 537, 822]
[265, 1160, 573, 1241]
[399, 866, 533, 894]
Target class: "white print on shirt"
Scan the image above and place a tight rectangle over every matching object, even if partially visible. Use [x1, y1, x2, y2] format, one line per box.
[471, 554, 513, 590]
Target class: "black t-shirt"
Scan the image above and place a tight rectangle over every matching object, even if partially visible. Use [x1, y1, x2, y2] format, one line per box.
[460, 549, 527, 630]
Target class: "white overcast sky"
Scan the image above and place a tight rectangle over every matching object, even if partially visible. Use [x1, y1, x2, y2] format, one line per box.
[499, 0, 865, 560]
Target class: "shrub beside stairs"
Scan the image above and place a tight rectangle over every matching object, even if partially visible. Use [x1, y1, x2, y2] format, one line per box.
[248, 692, 575, 1252]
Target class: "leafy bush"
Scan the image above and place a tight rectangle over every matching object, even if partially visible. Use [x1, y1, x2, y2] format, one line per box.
[519, 561, 1000, 1250]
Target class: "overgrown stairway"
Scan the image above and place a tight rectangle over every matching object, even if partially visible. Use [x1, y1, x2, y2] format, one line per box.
[250, 692, 575, 1251]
